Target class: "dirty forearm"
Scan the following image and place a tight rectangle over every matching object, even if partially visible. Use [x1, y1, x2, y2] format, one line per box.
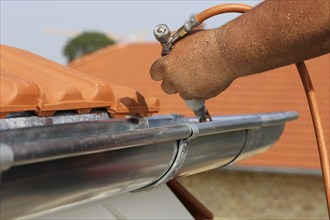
[215, 0, 330, 77]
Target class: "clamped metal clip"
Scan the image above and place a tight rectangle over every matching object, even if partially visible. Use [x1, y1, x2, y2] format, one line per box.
[135, 123, 199, 191]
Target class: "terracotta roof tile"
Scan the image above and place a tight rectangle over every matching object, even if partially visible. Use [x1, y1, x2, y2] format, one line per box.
[0, 68, 39, 118]
[0, 45, 159, 117]
[71, 43, 329, 170]
[109, 83, 160, 118]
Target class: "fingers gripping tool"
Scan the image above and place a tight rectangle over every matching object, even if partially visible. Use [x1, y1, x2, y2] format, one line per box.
[153, 23, 212, 122]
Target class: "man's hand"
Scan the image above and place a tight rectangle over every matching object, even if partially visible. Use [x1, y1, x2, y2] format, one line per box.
[150, 29, 236, 100]
[150, 0, 329, 101]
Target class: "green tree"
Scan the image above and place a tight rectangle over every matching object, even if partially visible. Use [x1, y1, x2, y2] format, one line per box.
[63, 32, 116, 63]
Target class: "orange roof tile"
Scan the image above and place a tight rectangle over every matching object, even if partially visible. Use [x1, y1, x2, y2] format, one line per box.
[70, 43, 329, 170]
[0, 45, 159, 118]
[0, 68, 39, 118]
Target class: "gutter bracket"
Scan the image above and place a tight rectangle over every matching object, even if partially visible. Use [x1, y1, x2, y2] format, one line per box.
[136, 123, 199, 191]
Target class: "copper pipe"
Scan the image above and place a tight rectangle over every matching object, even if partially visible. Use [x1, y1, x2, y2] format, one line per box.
[195, 4, 252, 23]
[296, 62, 330, 215]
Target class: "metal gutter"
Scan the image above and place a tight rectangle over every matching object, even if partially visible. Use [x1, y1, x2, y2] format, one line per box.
[0, 111, 297, 219]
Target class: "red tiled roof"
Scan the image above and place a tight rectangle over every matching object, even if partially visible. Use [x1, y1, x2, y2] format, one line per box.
[70, 43, 329, 170]
[0, 45, 159, 118]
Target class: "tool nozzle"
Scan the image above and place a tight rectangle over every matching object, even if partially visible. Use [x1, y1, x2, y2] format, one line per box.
[184, 99, 212, 122]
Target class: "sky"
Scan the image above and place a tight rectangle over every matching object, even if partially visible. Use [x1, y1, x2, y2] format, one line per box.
[1, 0, 261, 64]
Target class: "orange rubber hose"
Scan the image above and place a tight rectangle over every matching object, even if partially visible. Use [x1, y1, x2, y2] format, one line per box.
[195, 4, 252, 23]
[296, 62, 330, 214]
[194, 4, 330, 215]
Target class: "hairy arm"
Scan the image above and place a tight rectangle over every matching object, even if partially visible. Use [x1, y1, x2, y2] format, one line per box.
[150, 0, 330, 100]
[217, 0, 330, 76]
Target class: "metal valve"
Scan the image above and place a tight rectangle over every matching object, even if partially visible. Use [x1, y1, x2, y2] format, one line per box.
[153, 24, 173, 54]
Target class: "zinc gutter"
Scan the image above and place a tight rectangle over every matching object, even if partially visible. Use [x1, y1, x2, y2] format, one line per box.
[0, 111, 297, 219]
[0, 111, 298, 170]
